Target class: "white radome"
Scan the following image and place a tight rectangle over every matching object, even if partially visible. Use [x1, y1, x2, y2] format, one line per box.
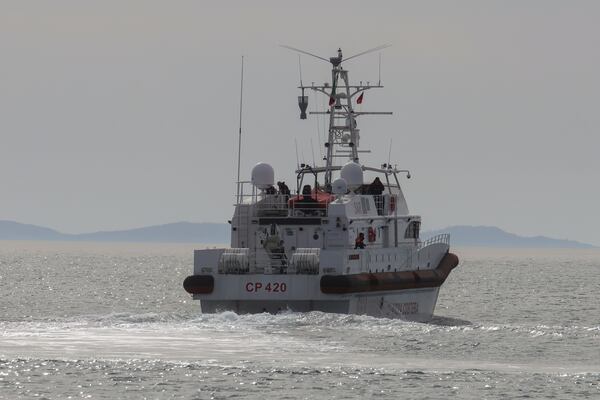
[340, 161, 363, 189]
[331, 178, 348, 195]
[251, 162, 274, 190]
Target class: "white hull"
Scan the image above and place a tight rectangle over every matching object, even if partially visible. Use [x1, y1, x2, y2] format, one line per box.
[186, 242, 457, 322]
[198, 287, 440, 321]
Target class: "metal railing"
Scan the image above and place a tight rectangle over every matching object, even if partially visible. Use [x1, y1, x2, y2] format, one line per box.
[235, 181, 402, 218]
[236, 191, 332, 218]
[419, 233, 450, 249]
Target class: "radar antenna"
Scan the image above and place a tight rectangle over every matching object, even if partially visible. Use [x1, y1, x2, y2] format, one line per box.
[342, 44, 391, 63]
[279, 45, 330, 63]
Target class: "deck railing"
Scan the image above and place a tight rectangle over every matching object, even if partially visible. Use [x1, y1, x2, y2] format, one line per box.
[236, 191, 332, 217]
[419, 233, 450, 249]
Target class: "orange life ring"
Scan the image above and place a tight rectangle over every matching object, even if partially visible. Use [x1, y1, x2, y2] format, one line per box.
[368, 227, 376, 242]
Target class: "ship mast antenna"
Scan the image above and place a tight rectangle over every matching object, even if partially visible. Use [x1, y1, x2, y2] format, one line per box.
[342, 44, 391, 63]
[298, 55, 303, 86]
[236, 56, 244, 203]
[283, 45, 394, 186]
[280, 44, 330, 64]
[378, 53, 382, 86]
[294, 138, 300, 169]
[314, 90, 324, 161]
[281, 44, 391, 66]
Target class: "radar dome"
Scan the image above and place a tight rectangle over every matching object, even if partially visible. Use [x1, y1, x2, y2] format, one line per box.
[251, 162, 275, 190]
[331, 178, 348, 195]
[340, 161, 363, 189]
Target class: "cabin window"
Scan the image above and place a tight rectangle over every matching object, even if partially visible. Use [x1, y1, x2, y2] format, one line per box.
[404, 221, 420, 239]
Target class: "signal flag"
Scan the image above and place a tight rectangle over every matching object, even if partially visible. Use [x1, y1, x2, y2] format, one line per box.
[356, 92, 364, 104]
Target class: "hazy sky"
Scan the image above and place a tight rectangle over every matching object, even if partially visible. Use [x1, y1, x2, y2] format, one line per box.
[1, 1, 599, 245]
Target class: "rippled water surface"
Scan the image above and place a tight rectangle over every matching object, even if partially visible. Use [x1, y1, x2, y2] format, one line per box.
[1, 241, 599, 399]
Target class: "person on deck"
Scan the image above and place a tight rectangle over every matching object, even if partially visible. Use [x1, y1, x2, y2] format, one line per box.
[368, 177, 385, 195]
[277, 181, 291, 196]
[354, 232, 366, 249]
[265, 185, 276, 195]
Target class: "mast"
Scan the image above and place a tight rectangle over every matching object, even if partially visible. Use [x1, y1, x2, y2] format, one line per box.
[296, 48, 392, 186]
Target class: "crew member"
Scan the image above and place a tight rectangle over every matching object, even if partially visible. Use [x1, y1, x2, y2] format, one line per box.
[277, 181, 291, 196]
[354, 232, 366, 249]
[368, 177, 385, 195]
[302, 184, 312, 196]
[369, 177, 385, 214]
[300, 185, 315, 202]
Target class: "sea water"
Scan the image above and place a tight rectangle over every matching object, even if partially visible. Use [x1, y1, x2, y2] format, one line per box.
[0, 241, 598, 399]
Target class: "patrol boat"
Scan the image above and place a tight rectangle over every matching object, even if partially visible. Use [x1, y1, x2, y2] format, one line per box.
[184, 46, 459, 321]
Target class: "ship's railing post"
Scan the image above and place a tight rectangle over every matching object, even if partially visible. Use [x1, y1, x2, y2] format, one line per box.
[236, 181, 243, 205]
[234, 181, 256, 205]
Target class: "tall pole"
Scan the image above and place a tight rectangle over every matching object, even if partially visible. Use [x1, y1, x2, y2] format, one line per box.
[236, 56, 244, 203]
[325, 67, 337, 186]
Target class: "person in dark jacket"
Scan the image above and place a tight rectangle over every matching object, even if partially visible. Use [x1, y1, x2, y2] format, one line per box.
[296, 184, 317, 212]
[368, 177, 385, 195]
[277, 181, 291, 195]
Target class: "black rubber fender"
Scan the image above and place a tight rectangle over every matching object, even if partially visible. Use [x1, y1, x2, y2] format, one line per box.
[321, 252, 459, 294]
[183, 275, 214, 294]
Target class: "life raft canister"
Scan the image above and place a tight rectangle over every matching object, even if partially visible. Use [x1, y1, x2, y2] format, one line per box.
[368, 226, 376, 242]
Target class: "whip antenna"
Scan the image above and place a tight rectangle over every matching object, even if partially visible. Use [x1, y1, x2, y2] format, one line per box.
[314, 90, 323, 161]
[295, 138, 300, 169]
[298, 55, 303, 86]
[378, 53, 382, 85]
[236, 56, 244, 202]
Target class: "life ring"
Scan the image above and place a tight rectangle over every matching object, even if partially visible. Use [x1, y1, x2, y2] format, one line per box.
[368, 227, 376, 242]
[390, 195, 396, 212]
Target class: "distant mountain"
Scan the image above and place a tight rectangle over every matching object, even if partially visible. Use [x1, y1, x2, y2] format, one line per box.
[74, 222, 229, 243]
[423, 225, 596, 249]
[0, 221, 229, 244]
[0, 220, 67, 241]
[0, 220, 596, 248]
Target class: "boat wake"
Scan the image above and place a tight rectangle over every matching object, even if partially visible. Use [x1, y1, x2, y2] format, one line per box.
[1, 311, 598, 375]
[2, 310, 598, 337]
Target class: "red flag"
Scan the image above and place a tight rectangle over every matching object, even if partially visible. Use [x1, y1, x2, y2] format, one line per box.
[329, 96, 335, 106]
[356, 92, 364, 104]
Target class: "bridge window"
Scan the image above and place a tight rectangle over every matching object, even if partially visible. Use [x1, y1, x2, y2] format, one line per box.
[404, 221, 420, 239]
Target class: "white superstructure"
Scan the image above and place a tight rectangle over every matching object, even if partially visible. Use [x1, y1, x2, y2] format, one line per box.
[184, 47, 459, 321]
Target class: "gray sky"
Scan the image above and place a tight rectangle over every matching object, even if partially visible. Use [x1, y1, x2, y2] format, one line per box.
[1, 1, 599, 245]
